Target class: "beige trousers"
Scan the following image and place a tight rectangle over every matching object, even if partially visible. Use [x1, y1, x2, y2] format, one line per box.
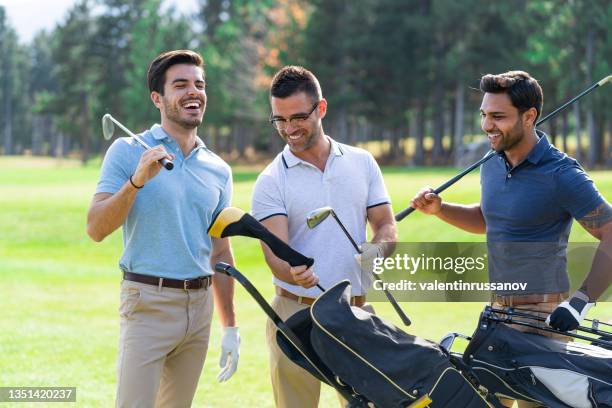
[266, 294, 374, 408]
[115, 279, 214, 408]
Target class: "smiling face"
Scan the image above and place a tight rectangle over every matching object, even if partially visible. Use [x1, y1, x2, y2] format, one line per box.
[151, 63, 206, 129]
[480, 92, 534, 153]
[270, 92, 326, 153]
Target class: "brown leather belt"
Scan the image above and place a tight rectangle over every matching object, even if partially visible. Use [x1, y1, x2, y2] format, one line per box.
[123, 271, 212, 290]
[276, 286, 366, 307]
[491, 292, 568, 307]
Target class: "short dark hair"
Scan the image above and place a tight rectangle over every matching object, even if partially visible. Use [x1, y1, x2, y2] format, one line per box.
[480, 71, 543, 120]
[270, 66, 322, 101]
[147, 50, 204, 94]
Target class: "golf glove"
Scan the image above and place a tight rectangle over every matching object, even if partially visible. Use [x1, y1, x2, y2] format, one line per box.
[546, 291, 594, 332]
[218, 326, 240, 382]
[354, 242, 386, 274]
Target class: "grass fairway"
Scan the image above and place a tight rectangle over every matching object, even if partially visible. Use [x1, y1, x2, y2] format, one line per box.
[1, 156, 610, 407]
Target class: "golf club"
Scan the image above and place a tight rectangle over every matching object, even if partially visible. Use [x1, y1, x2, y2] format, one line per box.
[208, 207, 323, 291]
[102, 113, 174, 170]
[306, 206, 412, 326]
[394, 74, 612, 222]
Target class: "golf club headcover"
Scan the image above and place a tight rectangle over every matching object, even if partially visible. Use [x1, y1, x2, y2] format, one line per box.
[546, 290, 594, 332]
[209, 207, 314, 268]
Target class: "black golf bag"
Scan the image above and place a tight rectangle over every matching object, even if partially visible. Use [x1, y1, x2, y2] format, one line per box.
[461, 307, 612, 408]
[277, 280, 493, 408]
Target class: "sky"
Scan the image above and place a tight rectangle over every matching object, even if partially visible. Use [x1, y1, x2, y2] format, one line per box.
[1, 0, 199, 43]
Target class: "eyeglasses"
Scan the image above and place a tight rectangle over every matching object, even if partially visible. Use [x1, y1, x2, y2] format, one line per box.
[269, 102, 320, 130]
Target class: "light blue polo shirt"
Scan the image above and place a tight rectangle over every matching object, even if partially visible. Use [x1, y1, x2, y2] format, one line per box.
[481, 131, 604, 294]
[96, 124, 232, 279]
[252, 137, 391, 297]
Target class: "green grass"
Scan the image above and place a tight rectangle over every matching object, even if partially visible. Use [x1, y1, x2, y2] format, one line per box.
[1, 156, 610, 407]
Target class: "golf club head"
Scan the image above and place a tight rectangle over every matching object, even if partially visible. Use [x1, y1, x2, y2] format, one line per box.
[208, 207, 247, 238]
[306, 206, 333, 229]
[208, 207, 314, 267]
[102, 114, 115, 140]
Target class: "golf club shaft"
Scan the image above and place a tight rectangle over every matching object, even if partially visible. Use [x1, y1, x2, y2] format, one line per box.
[331, 213, 362, 253]
[329, 212, 412, 325]
[490, 308, 611, 337]
[486, 312, 612, 348]
[109, 116, 174, 171]
[395, 74, 612, 222]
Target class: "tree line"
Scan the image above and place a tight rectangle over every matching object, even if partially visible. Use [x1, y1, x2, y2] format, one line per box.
[0, 0, 610, 167]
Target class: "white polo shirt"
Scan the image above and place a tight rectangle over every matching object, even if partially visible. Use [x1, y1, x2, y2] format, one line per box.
[251, 137, 390, 297]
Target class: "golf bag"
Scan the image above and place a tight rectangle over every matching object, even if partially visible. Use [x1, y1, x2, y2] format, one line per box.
[462, 307, 612, 408]
[277, 280, 494, 408]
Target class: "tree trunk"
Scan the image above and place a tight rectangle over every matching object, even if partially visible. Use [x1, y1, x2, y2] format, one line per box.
[573, 102, 582, 163]
[32, 115, 43, 155]
[453, 80, 465, 161]
[431, 77, 445, 164]
[585, 26, 598, 167]
[549, 116, 557, 147]
[561, 110, 569, 153]
[81, 92, 91, 165]
[414, 99, 426, 165]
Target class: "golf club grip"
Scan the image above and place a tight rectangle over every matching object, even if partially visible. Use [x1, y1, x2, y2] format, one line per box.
[385, 290, 411, 326]
[246, 216, 314, 268]
[160, 157, 174, 170]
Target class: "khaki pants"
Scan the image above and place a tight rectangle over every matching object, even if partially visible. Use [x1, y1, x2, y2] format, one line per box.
[266, 294, 374, 408]
[492, 299, 569, 408]
[116, 279, 214, 408]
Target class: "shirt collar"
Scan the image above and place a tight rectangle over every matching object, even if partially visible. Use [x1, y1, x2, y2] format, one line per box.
[525, 130, 549, 165]
[281, 136, 343, 168]
[150, 124, 207, 149]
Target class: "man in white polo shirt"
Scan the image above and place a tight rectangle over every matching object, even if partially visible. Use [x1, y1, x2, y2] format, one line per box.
[251, 66, 397, 408]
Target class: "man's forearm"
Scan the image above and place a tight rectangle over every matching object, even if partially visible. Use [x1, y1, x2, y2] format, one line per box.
[436, 203, 486, 234]
[211, 250, 236, 327]
[580, 237, 612, 301]
[261, 243, 298, 284]
[86, 182, 139, 241]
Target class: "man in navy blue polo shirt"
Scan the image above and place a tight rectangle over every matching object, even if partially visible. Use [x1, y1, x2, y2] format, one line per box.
[411, 71, 611, 332]
[411, 71, 611, 406]
[87, 50, 240, 407]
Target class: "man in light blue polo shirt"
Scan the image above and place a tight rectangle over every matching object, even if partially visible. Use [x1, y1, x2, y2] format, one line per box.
[252, 66, 397, 408]
[87, 50, 240, 407]
[411, 71, 611, 408]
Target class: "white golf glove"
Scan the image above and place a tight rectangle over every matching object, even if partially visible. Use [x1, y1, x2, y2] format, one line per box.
[354, 242, 386, 280]
[217, 326, 240, 382]
[546, 291, 594, 332]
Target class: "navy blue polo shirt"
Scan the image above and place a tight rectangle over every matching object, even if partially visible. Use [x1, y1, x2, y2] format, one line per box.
[481, 131, 604, 294]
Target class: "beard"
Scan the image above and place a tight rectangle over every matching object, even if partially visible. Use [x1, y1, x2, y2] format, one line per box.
[492, 119, 524, 153]
[162, 97, 205, 129]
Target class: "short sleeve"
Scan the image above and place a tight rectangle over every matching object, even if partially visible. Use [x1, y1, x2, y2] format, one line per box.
[213, 167, 233, 218]
[251, 172, 287, 221]
[556, 162, 604, 220]
[95, 139, 132, 194]
[366, 153, 391, 208]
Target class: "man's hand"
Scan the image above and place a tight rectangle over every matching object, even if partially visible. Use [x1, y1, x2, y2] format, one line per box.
[546, 291, 594, 332]
[131, 145, 174, 187]
[289, 265, 319, 288]
[354, 242, 386, 273]
[410, 187, 442, 215]
[217, 326, 240, 382]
